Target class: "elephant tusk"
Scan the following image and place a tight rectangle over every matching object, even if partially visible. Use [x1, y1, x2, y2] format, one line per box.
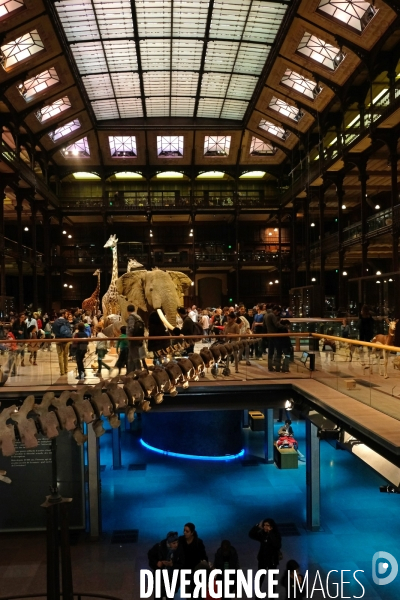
[157, 308, 175, 331]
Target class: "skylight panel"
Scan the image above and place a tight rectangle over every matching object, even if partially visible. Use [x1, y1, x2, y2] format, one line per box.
[143, 71, 170, 96]
[220, 99, 247, 120]
[234, 42, 269, 74]
[117, 98, 143, 118]
[243, 1, 287, 43]
[140, 40, 171, 71]
[269, 96, 304, 122]
[83, 73, 114, 100]
[297, 32, 345, 71]
[111, 72, 141, 97]
[0, 30, 44, 70]
[91, 99, 119, 119]
[104, 41, 138, 71]
[56, 0, 99, 42]
[61, 136, 90, 157]
[250, 136, 277, 155]
[172, 39, 203, 70]
[197, 98, 223, 118]
[173, 0, 209, 37]
[36, 97, 71, 123]
[146, 97, 169, 117]
[135, 0, 171, 37]
[204, 135, 231, 156]
[209, 0, 250, 41]
[259, 119, 290, 141]
[0, 0, 24, 20]
[94, 0, 133, 38]
[280, 69, 322, 100]
[157, 136, 184, 157]
[205, 41, 239, 72]
[70, 42, 106, 75]
[171, 71, 199, 96]
[201, 72, 230, 98]
[109, 135, 137, 157]
[317, 0, 376, 33]
[48, 119, 81, 142]
[18, 67, 59, 101]
[171, 97, 195, 117]
[226, 74, 257, 100]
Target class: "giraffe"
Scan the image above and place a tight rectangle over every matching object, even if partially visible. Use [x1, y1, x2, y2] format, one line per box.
[82, 269, 101, 316]
[127, 258, 143, 272]
[102, 234, 121, 317]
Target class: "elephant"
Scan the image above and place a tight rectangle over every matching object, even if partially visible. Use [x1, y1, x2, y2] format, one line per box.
[115, 268, 192, 331]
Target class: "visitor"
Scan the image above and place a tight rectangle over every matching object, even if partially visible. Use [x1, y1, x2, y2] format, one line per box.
[189, 305, 198, 322]
[43, 319, 53, 351]
[278, 419, 294, 437]
[52, 309, 72, 376]
[237, 306, 251, 366]
[210, 308, 223, 337]
[201, 310, 210, 342]
[148, 532, 184, 599]
[95, 325, 110, 377]
[114, 325, 129, 374]
[252, 304, 264, 360]
[177, 306, 195, 354]
[178, 522, 208, 571]
[340, 318, 350, 339]
[280, 559, 305, 599]
[12, 313, 28, 367]
[126, 304, 145, 373]
[83, 319, 91, 337]
[147, 311, 170, 365]
[249, 519, 282, 587]
[213, 539, 239, 571]
[73, 322, 89, 381]
[4, 329, 18, 376]
[224, 312, 241, 373]
[264, 305, 288, 372]
[25, 313, 37, 330]
[27, 324, 39, 365]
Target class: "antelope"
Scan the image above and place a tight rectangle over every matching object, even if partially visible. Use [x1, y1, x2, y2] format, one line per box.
[371, 319, 398, 378]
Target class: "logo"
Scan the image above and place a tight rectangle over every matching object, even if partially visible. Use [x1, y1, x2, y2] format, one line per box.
[372, 551, 398, 586]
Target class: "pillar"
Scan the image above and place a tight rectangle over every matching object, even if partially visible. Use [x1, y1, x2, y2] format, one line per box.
[15, 193, 24, 311]
[0, 191, 5, 299]
[112, 426, 122, 470]
[306, 419, 320, 531]
[291, 201, 297, 289]
[235, 212, 239, 302]
[318, 189, 325, 316]
[42, 207, 52, 312]
[87, 425, 101, 540]
[304, 195, 310, 285]
[359, 160, 369, 276]
[336, 175, 346, 310]
[264, 408, 274, 464]
[30, 200, 38, 309]
[278, 211, 283, 305]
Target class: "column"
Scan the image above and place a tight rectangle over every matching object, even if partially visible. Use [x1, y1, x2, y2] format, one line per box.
[0, 189, 5, 299]
[359, 160, 369, 276]
[306, 419, 320, 531]
[235, 212, 239, 302]
[291, 201, 297, 289]
[42, 207, 52, 312]
[30, 200, 38, 309]
[278, 211, 283, 305]
[318, 188, 325, 316]
[112, 426, 122, 470]
[336, 174, 346, 310]
[15, 193, 24, 311]
[87, 425, 101, 540]
[304, 195, 310, 285]
[264, 408, 274, 464]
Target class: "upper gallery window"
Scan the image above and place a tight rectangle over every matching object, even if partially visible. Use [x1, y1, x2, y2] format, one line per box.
[109, 135, 137, 157]
[17, 67, 59, 101]
[258, 119, 290, 141]
[48, 119, 81, 143]
[35, 97, 71, 123]
[269, 97, 304, 123]
[317, 0, 377, 33]
[157, 136, 183, 157]
[249, 137, 277, 156]
[61, 136, 90, 157]
[0, 30, 44, 70]
[0, 0, 24, 20]
[280, 69, 322, 100]
[297, 32, 345, 71]
[204, 135, 231, 156]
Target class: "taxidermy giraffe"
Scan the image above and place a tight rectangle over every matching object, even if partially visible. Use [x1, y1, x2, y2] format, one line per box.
[127, 258, 143, 272]
[102, 235, 121, 317]
[82, 269, 101, 316]
[371, 318, 398, 378]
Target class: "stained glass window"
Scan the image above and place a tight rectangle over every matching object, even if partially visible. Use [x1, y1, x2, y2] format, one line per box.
[1, 30, 44, 70]
[249, 136, 277, 155]
[204, 136, 231, 156]
[61, 136, 90, 157]
[35, 97, 71, 123]
[297, 32, 345, 71]
[258, 119, 290, 141]
[157, 136, 184, 157]
[280, 69, 322, 100]
[317, 0, 376, 33]
[269, 96, 304, 122]
[109, 136, 137, 157]
[0, 0, 24, 20]
[17, 68, 60, 101]
[48, 119, 81, 142]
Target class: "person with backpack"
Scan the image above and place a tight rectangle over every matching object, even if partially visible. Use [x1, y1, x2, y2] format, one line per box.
[52, 309, 72, 376]
[73, 322, 89, 381]
[126, 304, 145, 373]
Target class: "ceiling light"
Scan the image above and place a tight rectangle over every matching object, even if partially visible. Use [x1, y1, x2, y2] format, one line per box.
[372, 89, 388, 105]
[114, 172, 143, 179]
[24, 226, 29, 231]
[376, 271, 381, 275]
[62, 230, 67, 234]
[274, 280, 279, 284]
[196, 171, 225, 179]
[311, 277, 316, 282]
[376, 280, 381, 284]
[68, 234, 72, 239]
[343, 271, 347, 276]
[310, 222, 315, 227]
[268, 232, 272, 236]
[69, 284, 73, 288]
[274, 228, 278, 232]
[285, 399, 294, 410]
[269, 281, 273, 285]
[389, 278, 393, 282]
[72, 172, 101, 180]
[63, 283, 68, 287]
[375, 204, 380, 210]
[190, 281, 194, 286]
[156, 171, 184, 179]
[239, 171, 266, 179]
[342, 204, 346, 210]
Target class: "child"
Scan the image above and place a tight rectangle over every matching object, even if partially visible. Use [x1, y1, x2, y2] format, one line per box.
[115, 326, 128, 374]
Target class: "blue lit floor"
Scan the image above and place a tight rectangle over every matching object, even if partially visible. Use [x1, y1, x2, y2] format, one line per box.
[98, 415, 400, 600]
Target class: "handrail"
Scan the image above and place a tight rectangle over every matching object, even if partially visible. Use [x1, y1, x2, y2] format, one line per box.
[312, 333, 400, 354]
[0, 593, 124, 600]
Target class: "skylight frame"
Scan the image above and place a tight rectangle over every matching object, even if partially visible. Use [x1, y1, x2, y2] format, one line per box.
[0, 29, 44, 70]
[108, 135, 137, 157]
[249, 136, 277, 156]
[157, 136, 184, 157]
[258, 119, 290, 141]
[48, 119, 81, 142]
[35, 96, 71, 123]
[269, 96, 304, 123]
[280, 69, 322, 100]
[61, 136, 90, 158]
[204, 136, 232, 157]
[297, 32, 345, 71]
[17, 67, 60, 101]
[0, 0, 24, 21]
[317, 0, 377, 34]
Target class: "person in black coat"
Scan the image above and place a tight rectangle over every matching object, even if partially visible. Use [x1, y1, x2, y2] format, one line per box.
[148, 531, 185, 598]
[213, 539, 239, 570]
[11, 312, 28, 367]
[249, 519, 281, 586]
[148, 311, 171, 364]
[178, 522, 208, 571]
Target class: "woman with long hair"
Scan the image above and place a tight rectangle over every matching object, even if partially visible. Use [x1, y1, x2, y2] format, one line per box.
[249, 518, 281, 587]
[178, 522, 208, 570]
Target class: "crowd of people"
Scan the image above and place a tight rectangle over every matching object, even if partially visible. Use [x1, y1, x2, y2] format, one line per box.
[147, 520, 304, 599]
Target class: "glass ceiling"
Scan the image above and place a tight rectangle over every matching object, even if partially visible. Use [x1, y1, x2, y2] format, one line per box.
[55, 0, 291, 121]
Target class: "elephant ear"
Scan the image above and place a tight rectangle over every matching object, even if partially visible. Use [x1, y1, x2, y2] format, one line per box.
[166, 271, 192, 305]
[116, 271, 147, 312]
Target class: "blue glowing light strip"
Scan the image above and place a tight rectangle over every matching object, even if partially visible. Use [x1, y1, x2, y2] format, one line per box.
[140, 439, 245, 461]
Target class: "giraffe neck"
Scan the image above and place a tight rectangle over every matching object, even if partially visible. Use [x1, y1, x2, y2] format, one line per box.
[111, 246, 118, 283]
[94, 273, 100, 298]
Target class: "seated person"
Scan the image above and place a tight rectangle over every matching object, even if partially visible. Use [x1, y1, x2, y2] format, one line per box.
[278, 419, 294, 437]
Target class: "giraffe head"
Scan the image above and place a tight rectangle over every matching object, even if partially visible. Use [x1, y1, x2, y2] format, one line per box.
[93, 269, 101, 276]
[104, 234, 118, 249]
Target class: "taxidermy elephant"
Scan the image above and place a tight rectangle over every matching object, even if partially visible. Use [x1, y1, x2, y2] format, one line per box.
[116, 268, 192, 330]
